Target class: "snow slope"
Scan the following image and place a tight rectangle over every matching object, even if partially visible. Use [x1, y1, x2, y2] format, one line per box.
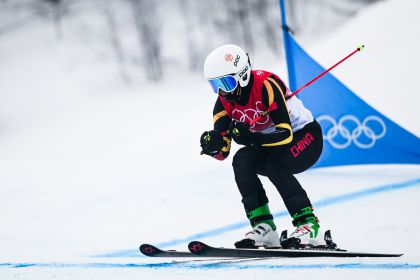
[307, 0, 420, 136]
[0, 0, 420, 279]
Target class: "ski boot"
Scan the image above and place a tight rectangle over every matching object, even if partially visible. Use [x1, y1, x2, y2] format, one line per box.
[280, 207, 336, 249]
[234, 223, 281, 249]
[280, 229, 338, 250]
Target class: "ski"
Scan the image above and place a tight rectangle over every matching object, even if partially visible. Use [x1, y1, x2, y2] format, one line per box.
[139, 244, 194, 257]
[141, 230, 403, 258]
[187, 241, 403, 258]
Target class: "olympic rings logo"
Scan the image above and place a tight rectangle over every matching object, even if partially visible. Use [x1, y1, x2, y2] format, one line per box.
[232, 101, 270, 128]
[316, 115, 387, 149]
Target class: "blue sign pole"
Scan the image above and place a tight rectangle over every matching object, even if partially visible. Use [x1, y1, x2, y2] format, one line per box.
[279, 0, 298, 92]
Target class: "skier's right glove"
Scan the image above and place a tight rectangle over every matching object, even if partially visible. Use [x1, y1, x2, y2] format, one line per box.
[200, 130, 226, 156]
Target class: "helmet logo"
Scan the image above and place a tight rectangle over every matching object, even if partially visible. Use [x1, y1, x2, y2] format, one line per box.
[233, 55, 240, 67]
[224, 54, 233, 62]
[239, 65, 249, 78]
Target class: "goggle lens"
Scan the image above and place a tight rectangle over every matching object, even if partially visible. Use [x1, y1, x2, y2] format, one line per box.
[208, 75, 238, 94]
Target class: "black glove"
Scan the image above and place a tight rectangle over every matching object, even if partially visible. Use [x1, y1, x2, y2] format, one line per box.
[200, 130, 226, 156]
[229, 121, 254, 146]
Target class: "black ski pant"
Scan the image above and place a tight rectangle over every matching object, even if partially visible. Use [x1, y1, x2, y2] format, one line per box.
[232, 120, 323, 217]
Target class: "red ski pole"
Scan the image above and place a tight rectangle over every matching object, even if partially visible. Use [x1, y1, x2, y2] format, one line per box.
[249, 45, 365, 126]
[288, 45, 365, 98]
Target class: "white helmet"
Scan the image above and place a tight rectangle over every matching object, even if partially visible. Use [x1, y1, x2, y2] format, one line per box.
[204, 44, 252, 88]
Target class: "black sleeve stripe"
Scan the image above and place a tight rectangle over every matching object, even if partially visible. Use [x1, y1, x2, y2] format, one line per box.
[263, 80, 275, 107]
[261, 83, 269, 108]
[252, 75, 294, 147]
[267, 77, 287, 105]
[212, 98, 231, 135]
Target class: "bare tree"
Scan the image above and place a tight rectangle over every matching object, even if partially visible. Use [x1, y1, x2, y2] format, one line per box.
[251, 0, 281, 54]
[44, 0, 62, 39]
[128, 0, 163, 82]
[0, 0, 384, 83]
[178, 0, 215, 71]
[224, 0, 254, 52]
[101, 0, 130, 84]
[178, 0, 200, 71]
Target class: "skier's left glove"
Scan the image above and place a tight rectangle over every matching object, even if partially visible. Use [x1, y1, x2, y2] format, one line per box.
[229, 121, 257, 146]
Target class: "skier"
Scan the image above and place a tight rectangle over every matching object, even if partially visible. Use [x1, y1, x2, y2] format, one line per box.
[200, 44, 325, 249]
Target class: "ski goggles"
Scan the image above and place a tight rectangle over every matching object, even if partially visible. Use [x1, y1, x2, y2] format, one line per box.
[208, 75, 238, 94]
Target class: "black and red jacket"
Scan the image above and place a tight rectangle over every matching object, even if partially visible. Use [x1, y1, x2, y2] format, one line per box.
[212, 70, 294, 160]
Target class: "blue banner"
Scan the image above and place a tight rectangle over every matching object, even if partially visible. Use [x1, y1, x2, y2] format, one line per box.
[283, 33, 420, 167]
[279, 0, 420, 167]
